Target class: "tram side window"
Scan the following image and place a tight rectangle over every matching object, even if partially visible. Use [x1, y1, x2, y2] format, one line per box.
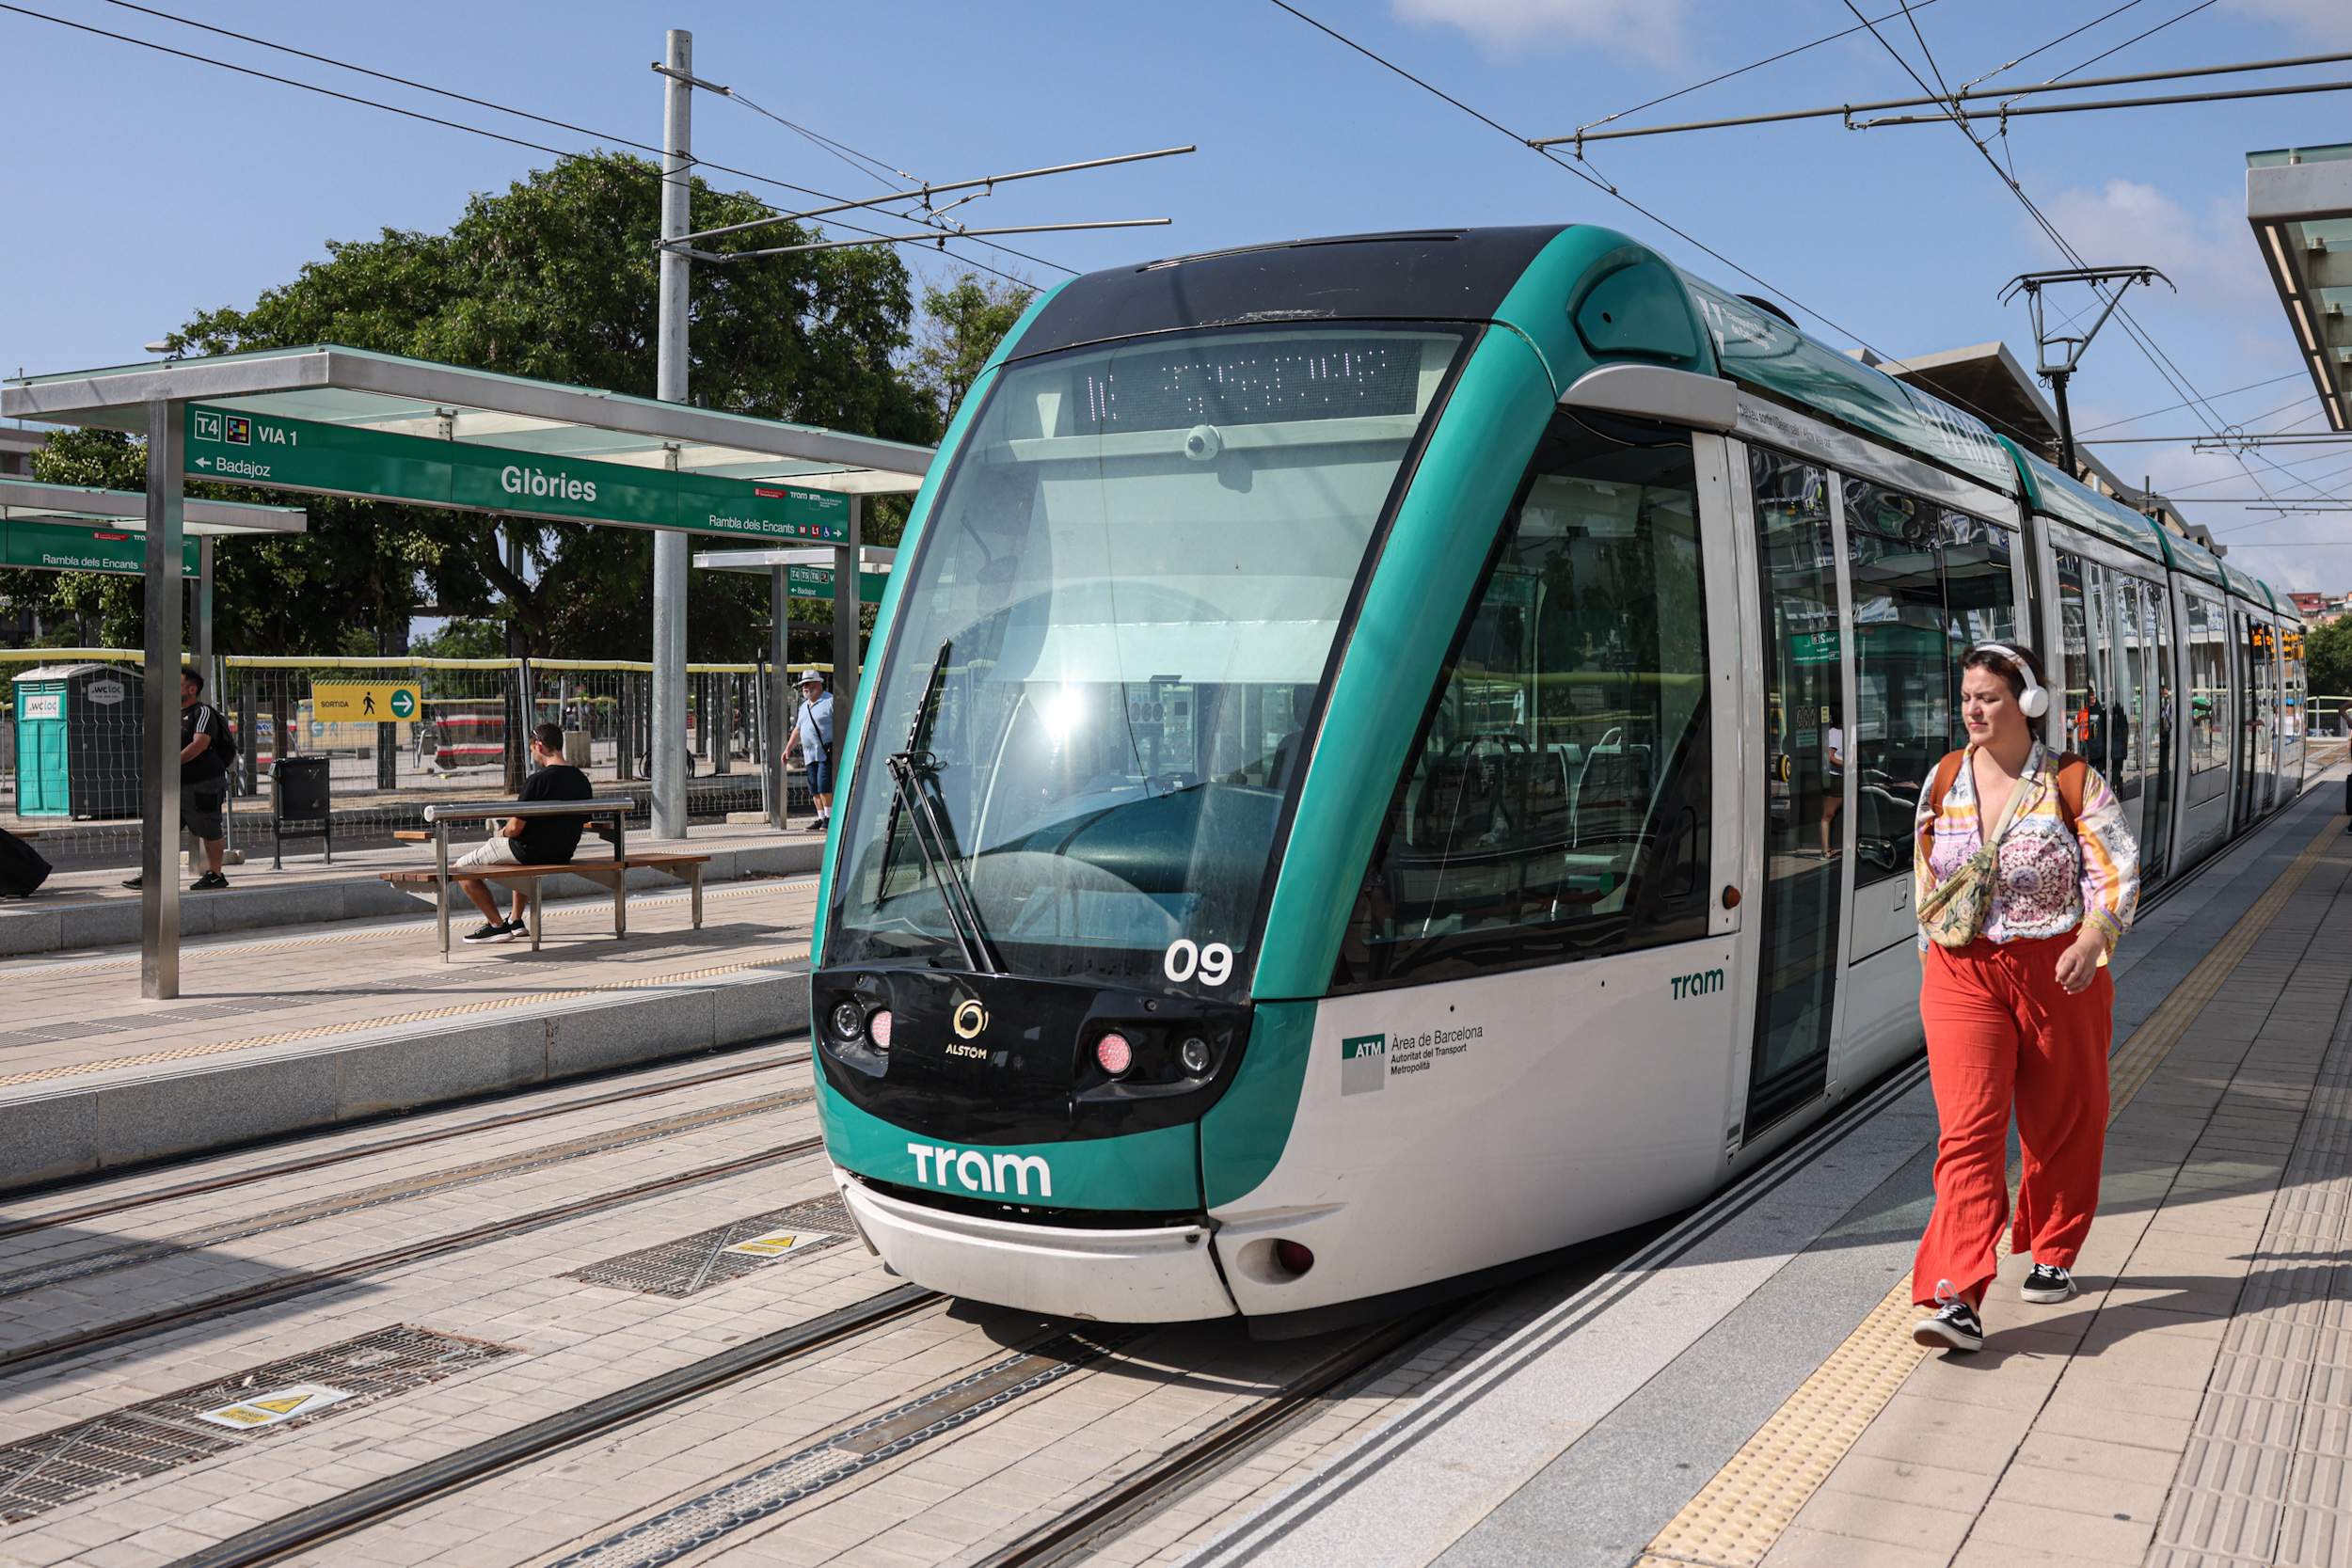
[1332, 416, 1710, 990]
[1843, 483, 2017, 886]
[2186, 595, 2228, 778]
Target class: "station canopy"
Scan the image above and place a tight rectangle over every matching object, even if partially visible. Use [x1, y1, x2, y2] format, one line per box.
[0, 475, 305, 574]
[2, 345, 934, 545]
[2249, 144, 2352, 432]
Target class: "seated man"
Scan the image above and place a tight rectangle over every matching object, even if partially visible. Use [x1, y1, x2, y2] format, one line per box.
[451, 723, 595, 944]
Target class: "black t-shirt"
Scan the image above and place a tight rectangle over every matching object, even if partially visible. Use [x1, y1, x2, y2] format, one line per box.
[514, 765, 593, 864]
[182, 702, 229, 786]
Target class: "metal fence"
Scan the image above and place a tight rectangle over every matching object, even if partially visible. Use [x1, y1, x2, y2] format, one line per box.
[3, 650, 830, 843]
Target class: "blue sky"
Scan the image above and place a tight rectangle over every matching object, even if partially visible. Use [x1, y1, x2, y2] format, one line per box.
[3, 0, 2348, 589]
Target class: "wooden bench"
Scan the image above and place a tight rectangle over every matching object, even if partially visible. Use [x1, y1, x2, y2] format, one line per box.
[381, 852, 710, 953]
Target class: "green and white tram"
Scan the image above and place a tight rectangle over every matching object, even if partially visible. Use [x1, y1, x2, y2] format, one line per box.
[807, 227, 2308, 1328]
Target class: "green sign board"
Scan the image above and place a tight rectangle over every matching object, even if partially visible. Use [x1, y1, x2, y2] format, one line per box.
[185, 404, 849, 543]
[786, 563, 888, 605]
[1790, 629, 1842, 665]
[1, 519, 198, 576]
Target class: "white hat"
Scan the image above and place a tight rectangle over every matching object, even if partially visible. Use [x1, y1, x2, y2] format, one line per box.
[796, 670, 827, 687]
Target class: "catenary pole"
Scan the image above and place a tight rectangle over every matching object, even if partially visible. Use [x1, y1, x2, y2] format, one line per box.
[833, 498, 861, 759]
[651, 27, 692, 839]
[139, 398, 185, 999]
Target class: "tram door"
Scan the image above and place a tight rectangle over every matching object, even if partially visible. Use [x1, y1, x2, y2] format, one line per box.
[2233, 611, 2258, 832]
[1743, 449, 1844, 1133]
[2129, 577, 2176, 887]
[2111, 575, 2155, 861]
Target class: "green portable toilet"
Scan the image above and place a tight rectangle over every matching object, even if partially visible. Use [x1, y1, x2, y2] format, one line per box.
[9, 663, 143, 819]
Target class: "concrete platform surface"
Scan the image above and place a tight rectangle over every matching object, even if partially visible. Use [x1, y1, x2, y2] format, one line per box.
[0, 870, 817, 1190]
[0, 821, 823, 957]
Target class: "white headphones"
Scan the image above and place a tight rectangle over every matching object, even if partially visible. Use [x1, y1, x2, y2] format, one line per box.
[1972, 643, 2050, 720]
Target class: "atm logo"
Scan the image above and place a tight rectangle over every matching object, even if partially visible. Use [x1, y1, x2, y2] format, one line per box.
[907, 1143, 1052, 1198]
[1671, 968, 1726, 1000]
[1340, 1033, 1387, 1096]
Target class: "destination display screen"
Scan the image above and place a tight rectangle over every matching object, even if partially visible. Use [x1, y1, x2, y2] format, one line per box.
[1081, 334, 1423, 433]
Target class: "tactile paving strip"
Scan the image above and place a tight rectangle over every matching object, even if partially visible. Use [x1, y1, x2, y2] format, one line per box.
[1636, 816, 2345, 1568]
[0, 1323, 507, 1524]
[2153, 840, 2352, 1566]
[0, 949, 810, 1092]
[565, 1194, 854, 1296]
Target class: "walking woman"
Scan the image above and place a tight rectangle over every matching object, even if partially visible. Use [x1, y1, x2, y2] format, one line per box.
[1911, 644, 2139, 1353]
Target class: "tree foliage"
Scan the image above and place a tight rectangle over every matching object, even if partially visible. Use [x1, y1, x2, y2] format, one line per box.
[909, 274, 1035, 429]
[2308, 614, 2352, 704]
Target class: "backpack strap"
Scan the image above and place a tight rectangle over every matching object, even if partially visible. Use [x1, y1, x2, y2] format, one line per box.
[2050, 751, 2089, 835]
[1919, 750, 1967, 862]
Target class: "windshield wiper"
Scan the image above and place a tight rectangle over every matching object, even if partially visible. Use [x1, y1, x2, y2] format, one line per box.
[878, 640, 1002, 975]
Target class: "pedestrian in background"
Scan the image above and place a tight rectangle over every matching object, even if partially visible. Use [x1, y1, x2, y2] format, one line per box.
[123, 668, 235, 893]
[1910, 643, 2138, 1353]
[784, 671, 835, 833]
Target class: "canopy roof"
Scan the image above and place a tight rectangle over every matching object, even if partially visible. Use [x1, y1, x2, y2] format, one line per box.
[0, 476, 306, 536]
[2248, 144, 2352, 432]
[2, 344, 934, 496]
[692, 545, 898, 573]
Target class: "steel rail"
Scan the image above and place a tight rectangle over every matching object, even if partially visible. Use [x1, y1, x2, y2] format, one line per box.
[0, 1135, 830, 1382]
[0, 1049, 812, 1241]
[165, 1284, 941, 1568]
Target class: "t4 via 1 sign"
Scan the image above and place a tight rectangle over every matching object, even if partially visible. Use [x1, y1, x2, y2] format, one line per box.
[184, 404, 849, 544]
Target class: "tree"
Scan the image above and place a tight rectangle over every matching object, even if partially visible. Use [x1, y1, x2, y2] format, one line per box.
[2309, 614, 2352, 705]
[910, 274, 1035, 430]
[143, 151, 932, 660]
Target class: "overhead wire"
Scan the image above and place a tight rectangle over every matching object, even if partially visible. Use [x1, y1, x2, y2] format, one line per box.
[1957, 0, 2148, 91]
[61, 0, 1059, 285]
[2078, 370, 2306, 432]
[1836, 0, 2294, 513]
[1261, 0, 2026, 442]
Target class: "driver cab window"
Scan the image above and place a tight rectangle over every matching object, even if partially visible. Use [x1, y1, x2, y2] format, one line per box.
[1333, 415, 1712, 991]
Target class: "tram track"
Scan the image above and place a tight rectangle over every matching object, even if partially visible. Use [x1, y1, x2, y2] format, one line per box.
[0, 1129, 834, 1383]
[0, 1045, 813, 1243]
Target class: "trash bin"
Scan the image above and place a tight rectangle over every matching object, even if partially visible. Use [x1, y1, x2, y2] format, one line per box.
[270, 754, 334, 869]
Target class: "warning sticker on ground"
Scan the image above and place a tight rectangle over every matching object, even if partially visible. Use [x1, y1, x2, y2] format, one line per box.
[197, 1383, 354, 1430]
[723, 1229, 835, 1258]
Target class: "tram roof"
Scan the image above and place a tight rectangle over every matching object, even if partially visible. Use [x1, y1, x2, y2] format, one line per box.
[2002, 440, 2168, 565]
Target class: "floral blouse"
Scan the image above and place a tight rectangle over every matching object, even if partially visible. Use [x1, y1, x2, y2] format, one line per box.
[1914, 741, 2139, 955]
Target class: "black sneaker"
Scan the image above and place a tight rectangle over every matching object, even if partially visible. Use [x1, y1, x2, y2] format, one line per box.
[808, 815, 829, 832]
[2022, 1263, 2078, 1304]
[120, 874, 143, 890]
[190, 872, 229, 892]
[1912, 1300, 1985, 1353]
[460, 920, 516, 945]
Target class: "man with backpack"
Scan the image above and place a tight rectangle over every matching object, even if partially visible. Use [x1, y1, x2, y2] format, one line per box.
[122, 668, 236, 892]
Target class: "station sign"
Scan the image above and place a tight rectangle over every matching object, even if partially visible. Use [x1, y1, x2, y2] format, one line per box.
[0, 519, 198, 576]
[786, 563, 889, 605]
[184, 404, 850, 544]
[311, 683, 420, 722]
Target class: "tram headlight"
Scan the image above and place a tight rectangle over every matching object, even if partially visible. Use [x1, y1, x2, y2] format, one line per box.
[868, 1008, 893, 1052]
[829, 1000, 866, 1045]
[1178, 1036, 1213, 1076]
[1094, 1031, 1135, 1078]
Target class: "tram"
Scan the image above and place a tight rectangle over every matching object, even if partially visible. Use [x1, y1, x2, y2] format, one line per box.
[807, 227, 2312, 1329]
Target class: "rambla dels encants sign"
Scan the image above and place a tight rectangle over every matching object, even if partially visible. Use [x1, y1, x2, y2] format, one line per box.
[183, 404, 848, 543]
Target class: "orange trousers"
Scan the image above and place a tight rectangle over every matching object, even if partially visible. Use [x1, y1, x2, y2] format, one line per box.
[1914, 931, 2112, 1309]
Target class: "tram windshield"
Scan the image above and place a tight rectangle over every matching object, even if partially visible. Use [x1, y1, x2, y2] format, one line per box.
[826, 323, 1472, 992]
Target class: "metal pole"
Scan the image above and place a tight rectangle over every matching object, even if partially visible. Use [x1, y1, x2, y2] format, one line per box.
[833, 497, 863, 735]
[2052, 371, 2077, 479]
[650, 26, 693, 840]
[140, 399, 185, 1000]
[770, 566, 791, 829]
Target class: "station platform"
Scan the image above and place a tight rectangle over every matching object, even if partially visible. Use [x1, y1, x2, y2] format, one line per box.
[0, 821, 824, 958]
[1168, 765, 2352, 1568]
[0, 847, 817, 1192]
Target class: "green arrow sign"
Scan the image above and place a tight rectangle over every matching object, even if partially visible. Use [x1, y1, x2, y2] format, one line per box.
[388, 688, 418, 719]
[1, 520, 199, 576]
[786, 564, 889, 605]
[184, 404, 849, 543]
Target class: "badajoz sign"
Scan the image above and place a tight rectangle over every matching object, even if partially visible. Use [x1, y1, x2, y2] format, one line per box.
[184, 404, 848, 544]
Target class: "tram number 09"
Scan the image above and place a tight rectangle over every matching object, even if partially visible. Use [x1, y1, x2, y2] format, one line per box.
[1164, 940, 1234, 988]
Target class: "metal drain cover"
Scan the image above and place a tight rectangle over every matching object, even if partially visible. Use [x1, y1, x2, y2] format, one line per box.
[566, 1195, 851, 1296]
[0, 1324, 508, 1525]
